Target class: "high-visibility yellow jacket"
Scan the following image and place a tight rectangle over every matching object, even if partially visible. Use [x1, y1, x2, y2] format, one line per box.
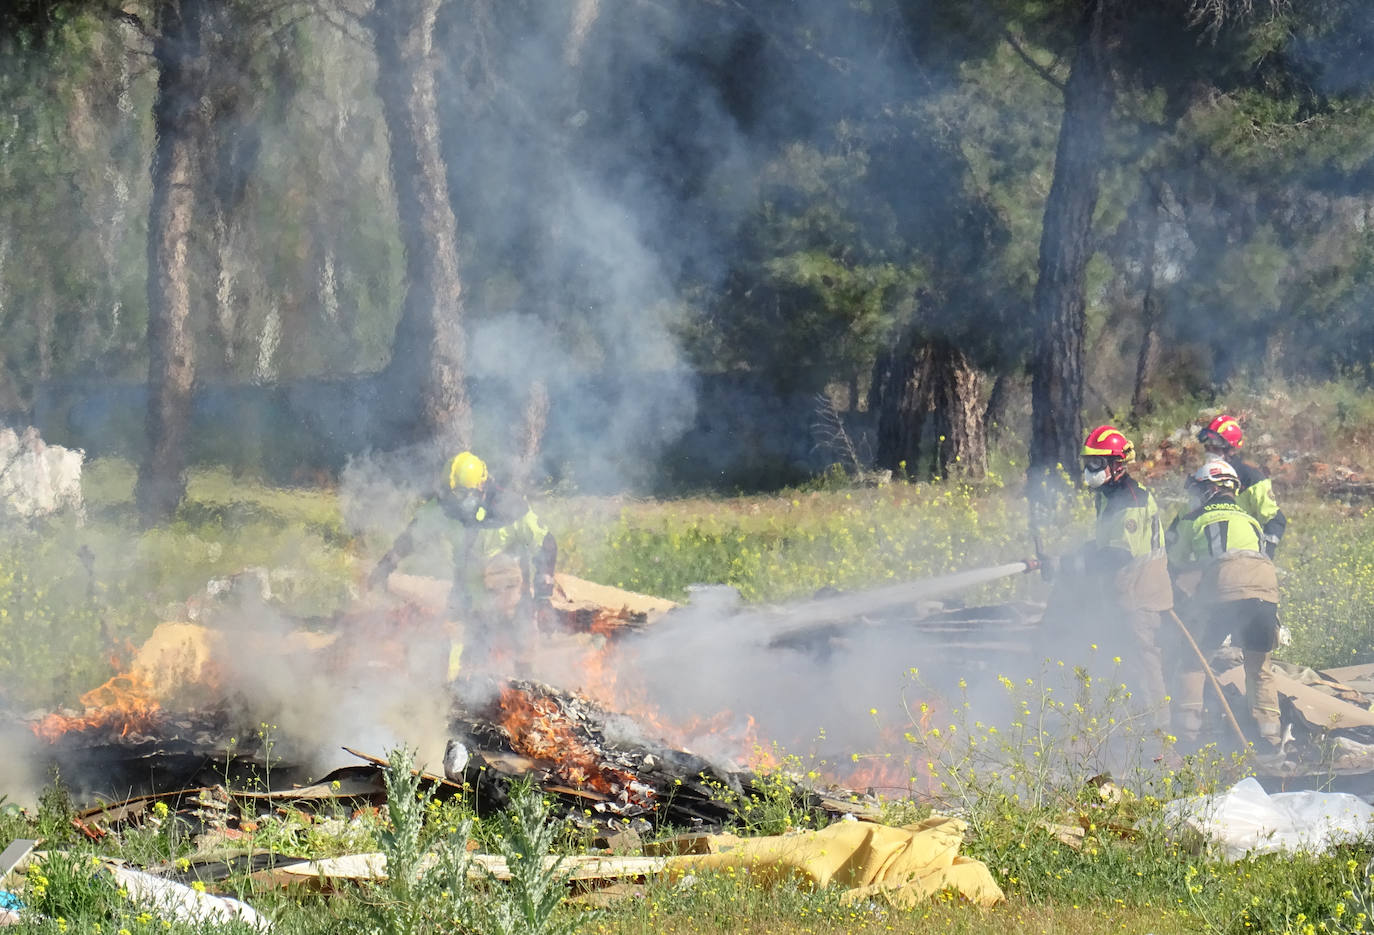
[420, 488, 552, 611]
[1168, 497, 1279, 604]
[1094, 475, 1164, 558]
[381, 486, 556, 616]
[1231, 457, 1286, 545]
[1089, 475, 1172, 611]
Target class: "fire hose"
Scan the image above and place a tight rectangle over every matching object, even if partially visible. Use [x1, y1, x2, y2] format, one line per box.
[752, 559, 1041, 641]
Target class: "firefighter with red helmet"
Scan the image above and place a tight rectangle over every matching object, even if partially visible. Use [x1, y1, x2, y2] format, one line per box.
[1050, 425, 1173, 730]
[1168, 458, 1283, 749]
[1197, 414, 1286, 557]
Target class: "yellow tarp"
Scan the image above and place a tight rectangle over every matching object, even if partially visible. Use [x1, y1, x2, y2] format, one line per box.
[668, 817, 1003, 908]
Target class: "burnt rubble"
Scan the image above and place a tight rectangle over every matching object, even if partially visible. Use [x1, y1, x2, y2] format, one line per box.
[5, 674, 879, 837]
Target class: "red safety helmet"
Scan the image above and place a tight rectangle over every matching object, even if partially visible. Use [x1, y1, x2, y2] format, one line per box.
[1081, 425, 1135, 462]
[1081, 425, 1134, 487]
[1197, 414, 1243, 452]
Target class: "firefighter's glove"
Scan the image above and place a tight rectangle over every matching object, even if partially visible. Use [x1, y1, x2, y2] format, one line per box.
[1037, 554, 1057, 584]
[1263, 534, 1280, 560]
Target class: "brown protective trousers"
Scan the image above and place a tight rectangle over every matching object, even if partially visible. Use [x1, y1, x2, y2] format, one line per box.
[1109, 555, 1173, 732]
[1173, 599, 1281, 744]
[1043, 559, 1172, 733]
[1123, 608, 1171, 732]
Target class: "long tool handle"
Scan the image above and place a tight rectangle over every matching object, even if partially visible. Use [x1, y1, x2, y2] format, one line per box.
[1167, 609, 1249, 749]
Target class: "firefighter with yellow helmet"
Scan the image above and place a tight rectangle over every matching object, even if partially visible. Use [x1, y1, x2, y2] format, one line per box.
[368, 451, 557, 678]
[1168, 458, 1283, 749]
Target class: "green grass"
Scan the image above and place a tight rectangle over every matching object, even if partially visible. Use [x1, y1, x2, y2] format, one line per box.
[544, 480, 1077, 605]
[1276, 497, 1374, 668]
[5, 449, 1374, 709]
[0, 460, 355, 709]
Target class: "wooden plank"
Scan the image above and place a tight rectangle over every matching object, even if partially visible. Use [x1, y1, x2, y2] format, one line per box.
[235, 766, 385, 801]
[473, 853, 670, 881]
[78, 789, 212, 823]
[1321, 663, 1374, 685]
[276, 851, 670, 883]
[384, 572, 677, 624]
[551, 574, 678, 621]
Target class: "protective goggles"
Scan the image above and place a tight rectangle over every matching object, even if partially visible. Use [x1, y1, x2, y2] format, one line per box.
[1082, 456, 1111, 472]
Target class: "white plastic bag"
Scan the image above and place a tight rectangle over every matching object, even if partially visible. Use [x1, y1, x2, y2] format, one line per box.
[1163, 777, 1374, 860]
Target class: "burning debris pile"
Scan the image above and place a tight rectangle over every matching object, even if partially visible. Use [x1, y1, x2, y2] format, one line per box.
[10, 664, 876, 834]
[451, 678, 876, 831]
[30, 672, 164, 744]
[3, 570, 882, 829]
[13, 561, 1374, 829]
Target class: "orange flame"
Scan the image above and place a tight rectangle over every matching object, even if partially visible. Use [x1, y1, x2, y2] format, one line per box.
[497, 685, 654, 805]
[828, 697, 940, 796]
[30, 672, 163, 744]
[840, 754, 920, 796]
[553, 635, 777, 772]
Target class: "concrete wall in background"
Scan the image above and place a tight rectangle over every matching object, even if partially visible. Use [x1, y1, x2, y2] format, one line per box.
[10, 374, 874, 494]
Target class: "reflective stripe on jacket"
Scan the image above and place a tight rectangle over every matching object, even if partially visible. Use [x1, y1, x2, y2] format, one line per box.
[1168, 499, 1279, 603]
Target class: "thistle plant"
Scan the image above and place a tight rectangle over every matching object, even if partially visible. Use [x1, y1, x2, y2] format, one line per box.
[372, 746, 478, 935]
[485, 782, 581, 935]
[379, 747, 426, 898]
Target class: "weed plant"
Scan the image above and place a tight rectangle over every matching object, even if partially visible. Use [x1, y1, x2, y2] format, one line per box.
[484, 781, 583, 935]
[1277, 498, 1374, 667]
[361, 750, 582, 935]
[902, 661, 1245, 908]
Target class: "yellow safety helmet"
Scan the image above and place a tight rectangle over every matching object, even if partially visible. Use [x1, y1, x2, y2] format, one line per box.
[448, 451, 489, 490]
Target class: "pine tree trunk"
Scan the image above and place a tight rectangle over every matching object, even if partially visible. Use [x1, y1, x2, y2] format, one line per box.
[371, 0, 472, 450]
[1028, 0, 1113, 500]
[983, 372, 1011, 439]
[1130, 200, 1162, 422]
[136, 0, 210, 525]
[930, 340, 987, 480]
[871, 319, 934, 479]
[204, 206, 237, 378]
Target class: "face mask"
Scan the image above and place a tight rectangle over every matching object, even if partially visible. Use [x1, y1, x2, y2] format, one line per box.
[1083, 467, 1110, 489]
[461, 491, 484, 522]
[445, 490, 485, 524]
